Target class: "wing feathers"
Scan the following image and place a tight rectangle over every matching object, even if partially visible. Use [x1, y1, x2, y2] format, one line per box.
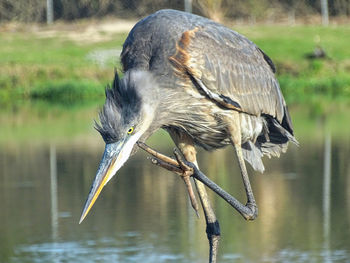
[170, 26, 286, 123]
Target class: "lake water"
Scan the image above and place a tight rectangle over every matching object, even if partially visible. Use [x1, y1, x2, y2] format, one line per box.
[0, 108, 349, 263]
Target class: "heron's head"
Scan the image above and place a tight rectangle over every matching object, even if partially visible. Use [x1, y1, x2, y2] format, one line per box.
[79, 70, 159, 223]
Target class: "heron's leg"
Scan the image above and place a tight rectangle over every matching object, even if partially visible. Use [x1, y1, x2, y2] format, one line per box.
[169, 131, 220, 263]
[229, 142, 258, 219]
[137, 140, 258, 221]
[226, 114, 258, 220]
[194, 178, 220, 263]
[137, 141, 220, 262]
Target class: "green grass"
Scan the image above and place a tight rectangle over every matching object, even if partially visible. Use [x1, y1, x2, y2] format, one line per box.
[237, 25, 350, 62]
[30, 80, 105, 105]
[0, 24, 349, 112]
[237, 25, 350, 110]
[0, 30, 126, 106]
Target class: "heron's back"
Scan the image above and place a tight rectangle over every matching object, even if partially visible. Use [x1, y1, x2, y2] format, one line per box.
[120, 9, 297, 172]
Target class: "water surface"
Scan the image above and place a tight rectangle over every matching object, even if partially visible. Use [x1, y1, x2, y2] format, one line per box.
[0, 109, 349, 263]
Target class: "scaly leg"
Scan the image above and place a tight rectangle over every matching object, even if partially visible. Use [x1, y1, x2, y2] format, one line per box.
[232, 143, 258, 219]
[226, 113, 258, 220]
[168, 130, 220, 263]
[194, 180, 220, 263]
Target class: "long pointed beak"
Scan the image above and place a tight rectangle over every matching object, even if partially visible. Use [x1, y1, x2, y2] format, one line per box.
[79, 137, 132, 224]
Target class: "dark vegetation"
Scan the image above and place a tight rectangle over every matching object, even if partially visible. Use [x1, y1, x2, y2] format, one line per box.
[1, 0, 350, 22]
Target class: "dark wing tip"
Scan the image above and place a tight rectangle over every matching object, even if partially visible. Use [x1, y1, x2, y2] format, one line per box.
[281, 105, 295, 137]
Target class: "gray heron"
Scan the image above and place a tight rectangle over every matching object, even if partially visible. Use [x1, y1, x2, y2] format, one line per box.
[79, 9, 298, 262]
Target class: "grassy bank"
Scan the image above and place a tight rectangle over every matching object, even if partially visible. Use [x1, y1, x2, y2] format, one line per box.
[0, 23, 349, 113]
[242, 24, 350, 113]
[0, 25, 127, 107]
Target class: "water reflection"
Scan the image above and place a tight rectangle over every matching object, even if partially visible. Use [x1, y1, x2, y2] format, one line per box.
[0, 132, 349, 263]
[50, 144, 58, 242]
[323, 133, 331, 263]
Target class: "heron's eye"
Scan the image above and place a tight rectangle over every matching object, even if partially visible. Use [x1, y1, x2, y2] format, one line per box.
[127, 127, 134, 135]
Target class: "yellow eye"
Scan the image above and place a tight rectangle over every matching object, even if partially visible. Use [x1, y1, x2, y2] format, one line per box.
[127, 127, 134, 134]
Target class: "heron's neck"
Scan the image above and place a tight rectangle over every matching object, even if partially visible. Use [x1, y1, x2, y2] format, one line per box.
[136, 72, 192, 140]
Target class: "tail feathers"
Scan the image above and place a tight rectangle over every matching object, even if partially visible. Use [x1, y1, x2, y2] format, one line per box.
[260, 117, 298, 158]
[260, 141, 288, 158]
[242, 116, 298, 173]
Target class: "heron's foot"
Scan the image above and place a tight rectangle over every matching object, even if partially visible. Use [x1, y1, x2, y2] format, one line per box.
[242, 202, 258, 221]
[137, 142, 199, 217]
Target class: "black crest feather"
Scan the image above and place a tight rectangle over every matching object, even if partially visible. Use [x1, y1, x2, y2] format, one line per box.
[95, 70, 143, 143]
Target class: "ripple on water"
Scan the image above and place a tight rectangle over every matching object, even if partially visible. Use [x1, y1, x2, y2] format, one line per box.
[13, 239, 188, 263]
